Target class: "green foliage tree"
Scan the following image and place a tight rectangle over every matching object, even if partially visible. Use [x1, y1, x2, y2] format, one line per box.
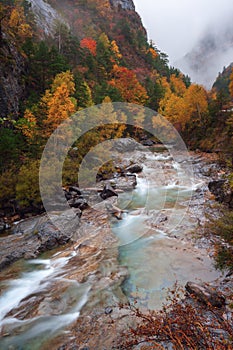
[96, 32, 113, 77]
[22, 39, 69, 104]
[16, 159, 41, 207]
[0, 166, 18, 206]
[0, 128, 24, 171]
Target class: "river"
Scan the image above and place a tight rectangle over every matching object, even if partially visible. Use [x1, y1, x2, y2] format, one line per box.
[0, 148, 222, 349]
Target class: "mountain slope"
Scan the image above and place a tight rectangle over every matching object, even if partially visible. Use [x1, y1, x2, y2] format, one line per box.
[213, 63, 233, 97]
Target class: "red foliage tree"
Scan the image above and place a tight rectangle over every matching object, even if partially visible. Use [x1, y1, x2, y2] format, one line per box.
[80, 37, 97, 56]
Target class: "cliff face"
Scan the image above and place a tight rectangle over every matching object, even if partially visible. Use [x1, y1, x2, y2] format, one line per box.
[110, 0, 135, 11]
[28, 0, 68, 36]
[28, 0, 142, 41]
[0, 36, 25, 119]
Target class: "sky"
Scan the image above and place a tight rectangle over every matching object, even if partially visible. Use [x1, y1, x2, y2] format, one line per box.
[133, 0, 233, 65]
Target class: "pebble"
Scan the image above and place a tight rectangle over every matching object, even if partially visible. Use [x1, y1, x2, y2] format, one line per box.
[105, 306, 113, 315]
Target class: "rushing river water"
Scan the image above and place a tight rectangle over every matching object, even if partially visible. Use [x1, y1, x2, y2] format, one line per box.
[0, 150, 221, 349]
[112, 152, 220, 309]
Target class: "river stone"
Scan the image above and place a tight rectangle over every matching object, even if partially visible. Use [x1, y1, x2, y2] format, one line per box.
[100, 184, 118, 200]
[106, 203, 123, 220]
[185, 282, 225, 308]
[141, 139, 155, 146]
[105, 306, 113, 314]
[126, 164, 143, 173]
[68, 198, 88, 210]
[68, 186, 82, 195]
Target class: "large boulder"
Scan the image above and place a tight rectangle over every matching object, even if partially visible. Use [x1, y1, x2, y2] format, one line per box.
[114, 138, 139, 153]
[0, 210, 80, 270]
[185, 282, 225, 308]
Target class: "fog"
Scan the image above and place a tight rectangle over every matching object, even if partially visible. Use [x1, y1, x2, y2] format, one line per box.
[133, 0, 233, 87]
[134, 0, 233, 63]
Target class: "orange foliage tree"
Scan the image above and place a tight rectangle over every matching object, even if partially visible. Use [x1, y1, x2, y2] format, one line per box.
[109, 65, 148, 105]
[148, 47, 158, 59]
[42, 71, 77, 137]
[159, 76, 208, 129]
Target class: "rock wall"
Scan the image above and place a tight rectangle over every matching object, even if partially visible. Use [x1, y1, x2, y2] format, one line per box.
[110, 0, 135, 11]
[0, 36, 25, 119]
[28, 0, 69, 37]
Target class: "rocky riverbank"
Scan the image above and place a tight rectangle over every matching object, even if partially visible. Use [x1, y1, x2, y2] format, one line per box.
[0, 139, 142, 271]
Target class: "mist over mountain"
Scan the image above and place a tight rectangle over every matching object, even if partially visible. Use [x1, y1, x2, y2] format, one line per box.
[176, 17, 233, 89]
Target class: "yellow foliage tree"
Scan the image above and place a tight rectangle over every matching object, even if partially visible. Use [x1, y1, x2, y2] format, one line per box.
[170, 74, 186, 96]
[159, 93, 187, 129]
[183, 84, 208, 123]
[148, 47, 158, 59]
[51, 71, 75, 94]
[8, 6, 32, 40]
[16, 160, 41, 207]
[111, 40, 122, 62]
[18, 71, 77, 144]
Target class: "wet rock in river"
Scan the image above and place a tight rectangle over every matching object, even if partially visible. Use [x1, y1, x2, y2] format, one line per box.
[0, 210, 80, 270]
[68, 186, 82, 196]
[100, 183, 118, 200]
[106, 203, 123, 220]
[68, 197, 88, 210]
[126, 164, 143, 173]
[115, 174, 137, 190]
